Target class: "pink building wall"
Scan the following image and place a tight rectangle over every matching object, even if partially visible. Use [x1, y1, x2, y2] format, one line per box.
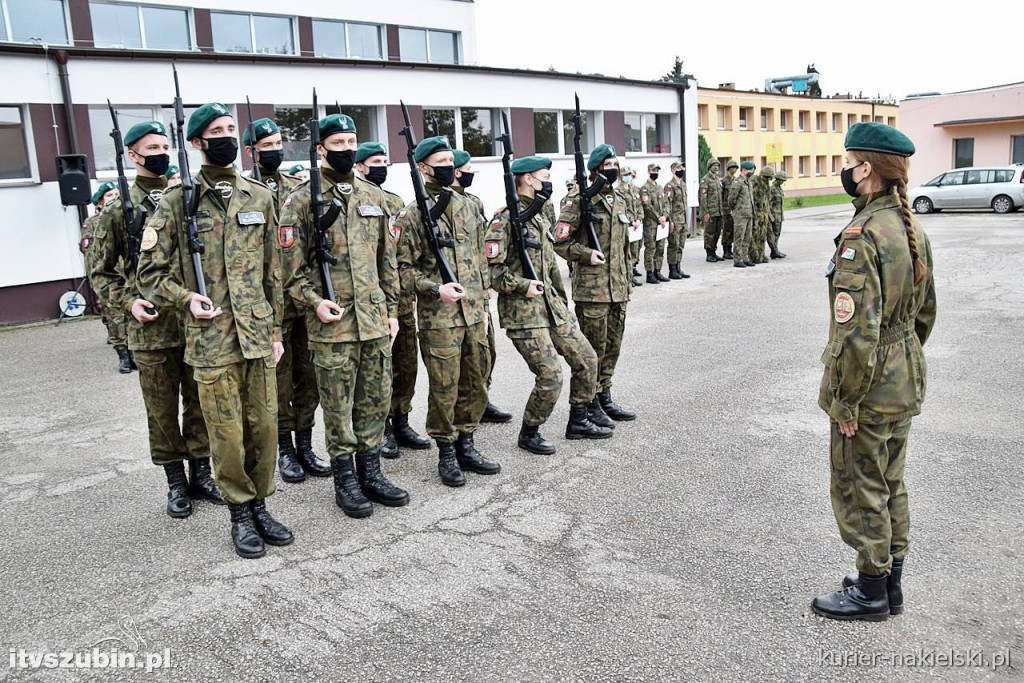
[900, 83, 1024, 187]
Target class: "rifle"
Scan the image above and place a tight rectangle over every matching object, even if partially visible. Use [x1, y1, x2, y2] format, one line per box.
[398, 101, 457, 284]
[172, 64, 210, 311]
[572, 93, 605, 254]
[245, 96, 260, 182]
[496, 111, 543, 293]
[309, 89, 343, 303]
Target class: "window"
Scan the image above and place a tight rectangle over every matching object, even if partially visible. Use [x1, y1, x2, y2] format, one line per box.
[831, 155, 841, 175]
[798, 155, 809, 177]
[832, 113, 841, 132]
[90, 106, 154, 172]
[760, 108, 772, 131]
[311, 20, 383, 59]
[760, 156, 767, 169]
[348, 22, 382, 60]
[779, 110, 790, 131]
[460, 107, 497, 157]
[954, 138, 974, 168]
[211, 12, 294, 55]
[1, 0, 69, 44]
[738, 107, 750, 131]
[90, 3, 191, 50]
[994, 170, 1015, 183]
[1012, 136, 1024, 164]
[0, 106, 32, 180]
[534, 111, 559, 154]
[422, 108, 456, 146]
[698, 105, 708, 130]
[874, 116, 883, 123]
[815, 112, 826, 132]
[273, 107, 310, 162]
[861, 115, 869, 123]
[940, 171, 964, 186]
[399, 27, 459, 64]
[847, 114, 856, 130]
[887, 117, 896, 127]
[342, 106, 378, 145]
[625, 112, 642, 152]
[815, 155, 825, 176]
[965, 170, 994, 184]
[780, 156, 791, 174]
[716, 106, 729, 130]
[798, 111, 809, 131]
[646, 113, 671, 153]
[562, 109, 593, 155]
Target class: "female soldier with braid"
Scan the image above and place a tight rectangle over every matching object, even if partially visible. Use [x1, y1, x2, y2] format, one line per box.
[811, 123, 937, 621]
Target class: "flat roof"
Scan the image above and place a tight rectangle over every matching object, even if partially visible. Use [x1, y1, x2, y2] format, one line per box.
[935, 115, 1024, 127]
[696, 86, 897, 106]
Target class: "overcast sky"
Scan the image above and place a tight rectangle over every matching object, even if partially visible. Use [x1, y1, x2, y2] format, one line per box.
[473, 0, 1021, 100]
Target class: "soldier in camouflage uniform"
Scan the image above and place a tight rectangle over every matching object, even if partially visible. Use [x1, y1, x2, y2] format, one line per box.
[750, 166, 775, 264]
[665, 161, 691, 279]
[769, 169, 788, 259]
[82, 181, 133, 373]
[617, 168, 643, 288]
[453, 149, 513, 425]
[554, 144, 636, 427]
[394, 136, 501, 488]
[138, 102, 292, 559]
[720, 159, 739, 261]
[485, 156, 611, 455]
[726, 161, 757, 268]
[243, 117, 331, 484]
[700, 159, 724, 262]
[279, 115, 409, 517]
[165, 164, 181, 187]
[355, 141, 433, 460]
[812, 123, 936, 621]
[641, 163, 669, 284]
[91, 120, 222, 519]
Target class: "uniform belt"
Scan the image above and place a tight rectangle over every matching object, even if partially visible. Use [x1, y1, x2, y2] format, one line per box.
[879, 320, 914, 345]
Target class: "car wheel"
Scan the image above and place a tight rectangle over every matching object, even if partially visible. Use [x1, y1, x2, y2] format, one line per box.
[992, 195, 1013, 214]
[913, 197, 933, 214]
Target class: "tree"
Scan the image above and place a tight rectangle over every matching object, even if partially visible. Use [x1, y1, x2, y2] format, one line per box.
[661, 55, 684, 82]
[698, 134, 713, 176]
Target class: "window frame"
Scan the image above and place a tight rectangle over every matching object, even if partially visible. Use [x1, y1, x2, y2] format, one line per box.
[418, 105, 500, 159]
[91, 103, 213, 178]
[832, 113, 841, 133]
[532, 109, 560, 155]
[89, 1, 194, 51]
[624, 111, 673, 155]
[1011, 135, 1024, 165]
[0, 0, 72, 45]
[953, 138, 974, 169]
[210, 10, 296, 56]
[311, 18, 384, 60]
[0, 104, 38, 185]
[398, 25, 460, 64]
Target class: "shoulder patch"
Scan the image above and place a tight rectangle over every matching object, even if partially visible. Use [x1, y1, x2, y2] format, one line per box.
[844, 226, 863, 237]
[389, 217, 401, 240]
[485, 241, 500, 259]
[140, 226, 158, 251]
[834, 292, 855, 323]
[555, 221, 572, 241]
[278, 225, 295, 249]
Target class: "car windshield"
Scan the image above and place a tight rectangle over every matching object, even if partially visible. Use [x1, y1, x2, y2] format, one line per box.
[925, 174, 943, 186]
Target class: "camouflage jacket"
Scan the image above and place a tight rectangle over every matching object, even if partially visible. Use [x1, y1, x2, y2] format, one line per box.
[770, 182, 785, 222]
[279, 169, 398, 346]
[751, 177, 773, 226]
[727, 174, 754, 218]
[395, 180, 489, 330]
[542, 200, 557, 227]
[664, 176, 688, 228]
[721, 172, 738, 216]
[617, 182, 642, 224]
[257, 169, 303, 319]
[485, 198, 573, 332]
[80, 213, 101, 254]
[137, 166, 283, 368]
[818, 191, 937, 425]
[699, 171, 723, 217]
[640, 179, 666, 227]
[378, 185, 414, 317]
[553, 185, 631, 303]
[90, 176, 185, 351]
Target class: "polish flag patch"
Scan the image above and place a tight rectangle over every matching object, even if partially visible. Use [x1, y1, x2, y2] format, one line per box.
[278, 225, 295, 248]
[485, 241, 500, 258]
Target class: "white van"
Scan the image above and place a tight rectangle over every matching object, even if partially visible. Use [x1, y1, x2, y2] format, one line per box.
[909, 165, 1024, 214]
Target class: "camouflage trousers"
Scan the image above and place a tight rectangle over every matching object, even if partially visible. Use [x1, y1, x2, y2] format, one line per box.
[486, 307, 497, 389]
[830, 418, 911, 576]
[276, 316, 319, 433]
[419, 322, 490, 443]
[666, 222, 687, 265]
[628, 240, 642, 270]
[750, 220, 769, 261]
[312, 336, 392, 459]
[193, 357, 278, 505]
[86, 260, 126, 350]
[643, 222, 667, 272]
[390, 312, 419, 416]
[732, 216, 752, 263]
[575, 301, 627, 392]
[768, 220, 783, 251]
[509, 322, 598, 426]
[721, 214, 735, 249]
[132, 346, 209, 466]
[703, 215, 723, 252]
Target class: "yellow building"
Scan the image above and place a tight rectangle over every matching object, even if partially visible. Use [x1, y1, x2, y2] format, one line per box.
[697, 86, 899, 196]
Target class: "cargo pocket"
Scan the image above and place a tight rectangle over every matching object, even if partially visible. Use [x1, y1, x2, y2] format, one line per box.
[822, 340, 843, 390]
[252, 300, 274, 344]
[193, 365, 234, 424]
[260, 356, 278, 413]
[830, 423, 851, 472]
[371, 288, 388, 326]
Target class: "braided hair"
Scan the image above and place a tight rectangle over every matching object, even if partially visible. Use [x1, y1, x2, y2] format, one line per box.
[856, 151, 928, 285]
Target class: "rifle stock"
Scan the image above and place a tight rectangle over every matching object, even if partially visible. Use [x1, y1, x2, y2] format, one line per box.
[309, 89, 341, 304]
[573, 94, 604, 254]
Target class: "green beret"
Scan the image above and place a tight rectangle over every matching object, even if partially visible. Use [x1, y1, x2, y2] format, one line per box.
[288, 163, 306, 174]
[355, 142, 388, 164]
[453, 149, 471, 169]
[124, 120, 167, 147]
[318, 114, 357, 139]
[164, 164, 179, 179]
[242, 117, 279, 147]
[91, 180, 117, 205]
[587, 144, 616, 172]
[740, 161, 756, 171]
[510, 156, 552, 174]
[414, 136, 452, 164]
[186, 102, 232, 140]
[844, 122, 915, 157]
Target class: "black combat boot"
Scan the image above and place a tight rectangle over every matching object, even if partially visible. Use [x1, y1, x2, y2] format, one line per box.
[455, 433, 501, 475]
[187, 457, 225, 505]
[770, 247, 787, 259]
[128, 350, 138, 370]
[437, 441, 465, 487]
[565, 405, 614, 440]
[228, 503, 265, 559]
[277, 432, 306, 483]
[480, 402, 512, 424]
[356, 449, 410, 506]
[394, 412, 431, 450]
[744, 260, 757, 267]
[380, 416, 399, 459]
[631, 276, 643, 287]
[163, 462, 193, 519]
[722, 247, 734, 260]
[599, 388, 636, 421]
[733, 261, 748, 268]
[295, 429, 331, 476]
[587, 396, 615, 429]
[518, 424, 556, 454]
[655, 270, 670, 282]
[679, 267, 690, 278]
[843, 557, 904, 615]
[249, 499, 294, 546]
[331, 455, 373, 518]
[811, 572, 890, 621]
[116, 348, 133, 374]
[668, 264, 682, 280]
[632, 266, 642, 278]
[646, 272, 659, 284]
[706, 249, 719, 262]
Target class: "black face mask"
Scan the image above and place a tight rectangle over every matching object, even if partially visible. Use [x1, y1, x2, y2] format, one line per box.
[601, 168, 619, 185]
[202, 136, 238, 167]
[674, 170, 685, 179]
[457, 171, 475, 189]
[258, 149, 283, 173]
[137, 152, 170, 176]
[429, 164, 455, 187]
[536, 180, 553, 201]
[366, 166, 388, 186]
[841, 162, 865, 197]
[325, 149, 355, 175]
[649, 173, 659, 182]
